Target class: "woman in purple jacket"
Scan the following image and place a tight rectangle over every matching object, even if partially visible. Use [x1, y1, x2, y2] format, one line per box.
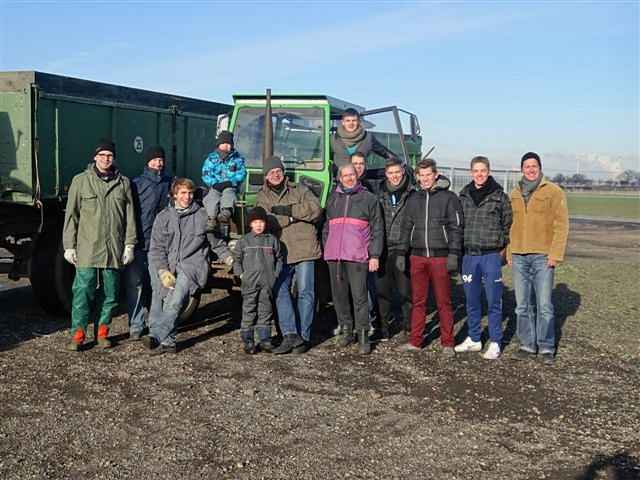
[322, 164, 383, 354]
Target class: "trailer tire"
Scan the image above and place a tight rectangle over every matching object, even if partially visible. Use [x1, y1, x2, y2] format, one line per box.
[30, 232, 68, 315]
[179, 293, 201, 322]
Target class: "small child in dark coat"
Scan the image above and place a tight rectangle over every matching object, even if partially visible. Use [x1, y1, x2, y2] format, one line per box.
[232, 206, 283, 354]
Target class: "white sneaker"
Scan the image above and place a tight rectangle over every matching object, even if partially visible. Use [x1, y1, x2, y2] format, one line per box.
[482, 342, 501, 360]
[454, 336, 482, 353]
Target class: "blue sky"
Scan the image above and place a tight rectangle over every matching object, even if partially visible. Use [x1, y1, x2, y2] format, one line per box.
[1, 0, 638, 177]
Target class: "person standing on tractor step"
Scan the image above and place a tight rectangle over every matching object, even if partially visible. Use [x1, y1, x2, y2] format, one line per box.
[323, 163, 384, 355]
[398, 158, 463, 356]
[62, 139, 137, 351]
[201, 130, 246, 225]
[144, 178, 210, 356]
[454, 156, 512, 360]
[233, 206, 283, 354]
[331, 108, 398, 169]
[124, 145, 172, 341]
[508, 152, 568, 365]
[256, 155, 322, 354]
[376, 158, 415, 342]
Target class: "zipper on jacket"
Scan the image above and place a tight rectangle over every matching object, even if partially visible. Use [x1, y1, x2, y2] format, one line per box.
[442, 225, 448, 243]
[335, 192, 351, 279]
[424, 191, 430, 257]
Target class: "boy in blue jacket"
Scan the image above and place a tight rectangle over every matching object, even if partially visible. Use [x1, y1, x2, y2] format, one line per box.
[201, 130, 246, 224]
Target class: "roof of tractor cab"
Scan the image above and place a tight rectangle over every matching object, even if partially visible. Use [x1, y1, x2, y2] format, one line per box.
[232, 93, 364, 114]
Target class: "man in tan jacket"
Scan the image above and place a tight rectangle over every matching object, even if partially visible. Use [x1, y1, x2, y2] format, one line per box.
[507, 152, 569, 365]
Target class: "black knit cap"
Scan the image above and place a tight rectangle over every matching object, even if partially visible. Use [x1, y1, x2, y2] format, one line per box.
[144, 145, 166, 163]
[94, 138, 115, 156]
[263, 155, 285, 175]
[248, 206, 268, 225]
[216, 130, 234, 147]
[521, 151, 541, 169]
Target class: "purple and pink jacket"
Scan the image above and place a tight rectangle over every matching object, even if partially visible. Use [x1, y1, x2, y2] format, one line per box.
[322, 183, 383, 263]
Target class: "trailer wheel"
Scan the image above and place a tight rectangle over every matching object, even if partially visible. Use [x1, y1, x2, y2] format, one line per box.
[30, 232, 69, 315]
[179, 293, 201, 322]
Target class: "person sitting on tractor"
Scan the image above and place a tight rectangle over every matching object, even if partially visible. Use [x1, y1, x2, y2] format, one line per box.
[201, 130, 246, 226]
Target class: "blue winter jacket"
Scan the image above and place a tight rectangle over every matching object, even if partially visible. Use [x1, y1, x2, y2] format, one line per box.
[131, 167, 172, 252]
[201, 149, 247, 188]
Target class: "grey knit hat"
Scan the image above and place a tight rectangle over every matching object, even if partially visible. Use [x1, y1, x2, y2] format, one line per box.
[263, 155, 285, 175]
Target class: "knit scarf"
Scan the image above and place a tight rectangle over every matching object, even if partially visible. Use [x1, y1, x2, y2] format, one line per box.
[336, 124, 366, 147]
[94, 165, 116, 182]
[519, 174, 543, 205]
[469, 175, 499, 206]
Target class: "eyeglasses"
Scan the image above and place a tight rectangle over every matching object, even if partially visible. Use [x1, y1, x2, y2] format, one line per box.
[96, 153, 114, 159]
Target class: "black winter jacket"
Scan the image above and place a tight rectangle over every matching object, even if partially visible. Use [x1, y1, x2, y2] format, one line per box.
[459, 178, 512, 254]
[399, 175, 463, 258]
[232, 231, 283, 292]
[131, 167, 172, 252]
[378, 177, 415, 252]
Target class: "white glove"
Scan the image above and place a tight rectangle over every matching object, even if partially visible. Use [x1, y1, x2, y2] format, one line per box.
[64, 248, 77, 265]
[224, 256, 234, 267]
[122, 245, 135, 266]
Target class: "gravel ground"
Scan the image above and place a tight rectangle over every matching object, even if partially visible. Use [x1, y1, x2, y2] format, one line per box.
[1, 221, 639, 480]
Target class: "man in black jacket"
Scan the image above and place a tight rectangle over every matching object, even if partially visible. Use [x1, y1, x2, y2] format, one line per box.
[455, 156, 512, 360]
[332, 108, 398, 168]
[398, 159, 463, 356]
[376, 158, 414, 341]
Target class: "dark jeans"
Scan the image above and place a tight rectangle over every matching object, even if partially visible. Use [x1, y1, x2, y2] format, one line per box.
[376, 251, 412, 331]
[409, 256, 454, 347]
[328, 261, 369, 332]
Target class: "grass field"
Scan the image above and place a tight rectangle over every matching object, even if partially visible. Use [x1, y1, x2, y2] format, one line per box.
[567, 192, 640, 219]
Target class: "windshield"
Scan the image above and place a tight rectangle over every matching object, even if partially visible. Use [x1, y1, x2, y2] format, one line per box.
[234, 107, 324, 170]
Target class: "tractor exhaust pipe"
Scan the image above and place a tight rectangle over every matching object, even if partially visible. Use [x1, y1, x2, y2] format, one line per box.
[263, 88, 273, 162]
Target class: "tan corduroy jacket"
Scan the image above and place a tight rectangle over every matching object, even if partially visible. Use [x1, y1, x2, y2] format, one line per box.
[507, 177, 569, 262]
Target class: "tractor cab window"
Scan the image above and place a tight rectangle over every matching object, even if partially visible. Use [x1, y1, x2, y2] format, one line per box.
[234, 107, 324, 171]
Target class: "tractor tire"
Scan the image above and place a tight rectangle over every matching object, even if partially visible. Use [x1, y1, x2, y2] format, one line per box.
[30, 232, 70, 315]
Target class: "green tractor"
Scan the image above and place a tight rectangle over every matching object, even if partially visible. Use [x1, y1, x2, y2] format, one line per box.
[218, 91, 422, 227]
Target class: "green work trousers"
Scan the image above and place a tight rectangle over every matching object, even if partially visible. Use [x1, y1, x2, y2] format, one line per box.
[70, 267, 120, 334]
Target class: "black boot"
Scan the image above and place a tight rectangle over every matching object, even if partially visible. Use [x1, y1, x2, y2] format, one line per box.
[272, 334, 304, 355]
[359, 329, 371, 355]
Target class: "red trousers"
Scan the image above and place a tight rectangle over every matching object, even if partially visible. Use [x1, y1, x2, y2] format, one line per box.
[409, 256, 454, 347]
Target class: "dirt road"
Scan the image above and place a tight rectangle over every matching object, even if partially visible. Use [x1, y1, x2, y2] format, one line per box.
[1, 221, 638, 479]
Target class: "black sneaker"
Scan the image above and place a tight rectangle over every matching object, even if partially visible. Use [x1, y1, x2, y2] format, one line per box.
[142, 336, 159, 350]
[512, 349, 536, 361]
[217, 209, 232, 223]
[540, 352, 556, 365]
[292, 341, 310, 354]
[258, 340, 275, 353]
[272, 334, 304, 355]
[150, 344, 177, 356]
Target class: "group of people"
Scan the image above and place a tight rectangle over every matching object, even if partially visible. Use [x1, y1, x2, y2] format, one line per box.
[61, 108, 569, 364]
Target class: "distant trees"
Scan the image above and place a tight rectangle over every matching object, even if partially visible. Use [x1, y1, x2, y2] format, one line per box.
[617, 170, 640, 185]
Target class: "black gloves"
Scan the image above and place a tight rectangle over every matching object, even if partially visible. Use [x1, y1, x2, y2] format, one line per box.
[271, 205, 292, 217]
[394, 255, 406, 272]
[212, 181, 233, 192]
[446, 254, 459, 274]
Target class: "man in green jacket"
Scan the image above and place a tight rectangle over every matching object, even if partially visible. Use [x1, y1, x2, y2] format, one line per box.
[62, 139, 137, 351]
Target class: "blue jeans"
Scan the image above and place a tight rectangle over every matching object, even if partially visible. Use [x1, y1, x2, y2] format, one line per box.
[124, 251, 150, 336]
[274, 260, 315, 341]
[148, 272, 191, 348]
[462, 253, 503, 344]
[512, 254, 556, 354]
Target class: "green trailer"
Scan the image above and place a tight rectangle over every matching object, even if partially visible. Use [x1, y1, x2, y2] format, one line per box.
[0, 71, 231, 314]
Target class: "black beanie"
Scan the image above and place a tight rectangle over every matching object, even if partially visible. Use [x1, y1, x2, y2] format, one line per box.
[144, 145, 166, 163]
[94, 138, 115, 156]
[521, 151, 541, 169]
[248, 206, 268, 225]
[216, 130, 234, 147]
[263, 155, 285, 175]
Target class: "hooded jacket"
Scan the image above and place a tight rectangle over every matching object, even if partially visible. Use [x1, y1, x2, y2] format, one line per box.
[507, 177, 569, 262]
[232, 231, 283, 292]
[322, 183, 383, 263]
[131, 167, 172, 252]
[255, 179, 322, 264]
[62, 164, 137, 268]
[399, 175, 463, 258]
[459, 176, 512, 253]
[148, 201, 210, 297]
[201, 149, 247, 187]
